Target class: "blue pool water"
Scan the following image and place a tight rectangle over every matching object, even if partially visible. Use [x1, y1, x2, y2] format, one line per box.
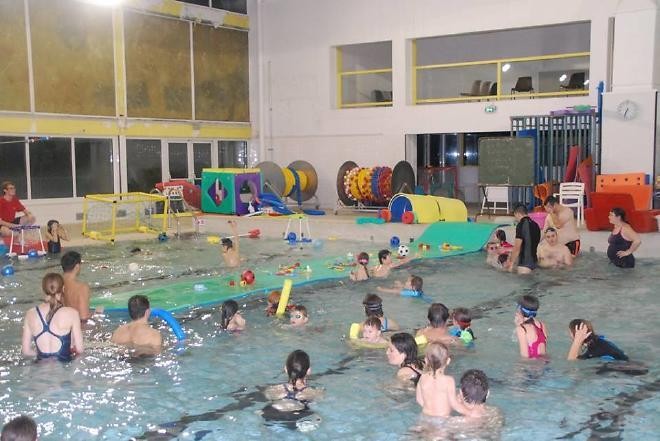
[1, 236, 659, 440]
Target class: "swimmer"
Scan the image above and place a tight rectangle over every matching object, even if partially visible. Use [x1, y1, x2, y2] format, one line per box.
[220, 300, 246, 332]
[537, 227, 573, 268]
[1, 415, 37, 441]
[111, 295, 162, 355]
[449, 308, 475, 345]
[378, 275, 424, 298]
[264, 349, 323, 407]
[349, 252, 370, 281]
[22, 273, 84, 362]
[61, 251, 103, 322]
[387, 332, 423, 384]
[514, 295, 547, 359]
[567, 319, 628, 361]
[363, 293, 400, 331]
[359, 316, 388, 345]
[507, 203, 541, 274]
[416, 303, 457, 346]
[221, 220, 240, 268]
[458, 369, 492, 418]
[45, 219, 69, 254]
[416, 342, 472, 417]
[495, 229, 513, 248]
[371, 249, 408, 278]
[129, 247, 152, 256]
[544, 196, 581, 256]
[266, 290, 295, 317]
[289, 305, 309, 327]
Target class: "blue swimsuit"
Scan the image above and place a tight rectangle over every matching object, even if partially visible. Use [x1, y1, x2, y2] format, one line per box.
[34, 307, 72, 362]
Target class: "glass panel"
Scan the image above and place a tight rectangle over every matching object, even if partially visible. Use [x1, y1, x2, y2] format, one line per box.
[341, 72, 392, 105]
[180, 0, 210, 6]
[341, 42, 392, 71]
[75, 138, 113, 196]
[464, 134, 479, 166]
[442, 135, 459, 167]
[0, 137, 27, 199]
[416, 65, 497, 101]
[218, 141, 246, 168]
[126, 139, 162, 192]
[168, 142, 188, 179]
[211, 0, 247, 14]
[502, 57, 589, 95]
[193, 143, 212, 178]
[416, 22, 590, 65]
[29, 137, 73, 198]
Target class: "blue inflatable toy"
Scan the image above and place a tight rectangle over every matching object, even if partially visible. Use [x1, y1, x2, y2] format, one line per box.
[390, 236, 400, 247]
[286, 232, 297, 242]
[150, 308, 185, 341]
[27, 249, 38, 258]
[158, 232, 168, 242]
[2, 265, 15, 276]
[0, 244, 8, 255]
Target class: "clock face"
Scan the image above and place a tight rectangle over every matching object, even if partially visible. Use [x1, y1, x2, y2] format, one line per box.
[616, 99, 638, 120]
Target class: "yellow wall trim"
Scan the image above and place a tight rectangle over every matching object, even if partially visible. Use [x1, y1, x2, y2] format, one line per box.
[0, 114, 251, 139]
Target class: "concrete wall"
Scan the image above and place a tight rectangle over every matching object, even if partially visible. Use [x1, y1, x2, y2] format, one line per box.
[250, 0, 659, 208]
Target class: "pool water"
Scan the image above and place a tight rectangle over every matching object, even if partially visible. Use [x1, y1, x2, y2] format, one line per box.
[1, 236, 659, 440]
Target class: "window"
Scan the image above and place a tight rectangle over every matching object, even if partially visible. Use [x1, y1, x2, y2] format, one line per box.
[168, 142, 189, 179]
[29, 138, 73, 198]
[75, 138, 114, 196]
[413, 22, 590, 104]
[337, 41, 392, 108]
[193, 143, 212, 178]
[126, 139, 162, 192]
[0, 137, 27, 199]
[218, 141, 247, 168]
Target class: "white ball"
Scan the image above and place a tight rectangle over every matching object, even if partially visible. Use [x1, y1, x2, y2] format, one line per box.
[128, 262, 139, 272]
[397, 245, 410, 257]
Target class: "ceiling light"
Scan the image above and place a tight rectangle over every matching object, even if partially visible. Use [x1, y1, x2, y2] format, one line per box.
[583, 80, 589, 86]
[501, 63, 511, 72]
[559, 74, 567, 82]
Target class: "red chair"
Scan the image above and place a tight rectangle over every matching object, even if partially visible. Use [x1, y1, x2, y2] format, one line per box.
[584, 192, 660, 232]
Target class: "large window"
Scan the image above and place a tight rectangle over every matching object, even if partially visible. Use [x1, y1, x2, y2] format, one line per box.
[337, 41, 392, 108]
[168, 142, 189, 179]
[218, 141, 247, 168]
[0, 137, 28, 199]
[29, 138, 73, 198]
[193, 143, 212, 178]
[413, 22, 590, 104]
[126, 139, 162, 192]
[75, 138, 114, 196]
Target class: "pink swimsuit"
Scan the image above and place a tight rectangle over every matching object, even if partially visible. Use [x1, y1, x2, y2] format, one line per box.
[525, 321, 547, 358]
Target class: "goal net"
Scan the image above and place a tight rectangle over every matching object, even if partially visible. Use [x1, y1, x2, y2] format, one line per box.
[82, 192, 169, 242]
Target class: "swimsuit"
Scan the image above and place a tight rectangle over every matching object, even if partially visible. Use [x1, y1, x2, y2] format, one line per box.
[524, 321, 546, 358]
[380, 317, 388, 332]
[515, 217, 541, 269]
[579, 335, 628, 361]
[400, 289, 422, 298]
[33, 306, 72, 362]
[48, 237, 61, 254]
[284, 384, 307, 401]
[403, 364, 422, 385]
[565, 239, 580, 256]
[607, 231, 635, 268]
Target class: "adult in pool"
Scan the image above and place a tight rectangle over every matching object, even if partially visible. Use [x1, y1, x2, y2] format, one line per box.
[21, 273, 84, 362]
[507, 203, 541, 274]
[111, 295, 162, 355]
[387, 332, 423, 384]
[607, 207, 641, 268]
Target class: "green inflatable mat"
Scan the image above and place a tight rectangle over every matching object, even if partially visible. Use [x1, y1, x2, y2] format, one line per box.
[92, 222, 501, 314]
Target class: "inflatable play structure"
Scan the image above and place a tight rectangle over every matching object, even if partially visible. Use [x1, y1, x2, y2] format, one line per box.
[387, 193, 468, 223]
[91, 221, 500, 314]
[155, 179, 201, 210]
[255, 160, 323, 215]
[201, 168, 262, 215]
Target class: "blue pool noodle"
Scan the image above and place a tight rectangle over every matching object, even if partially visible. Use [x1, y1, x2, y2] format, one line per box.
[150, 308, 185, 341]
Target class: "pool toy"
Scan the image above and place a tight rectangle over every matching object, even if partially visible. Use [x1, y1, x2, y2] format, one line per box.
[450, 327, 475, 345]
[389, 193, 468, 223]
[275, 278, 293, 317]
[348, 323, 388, 349]
[256, 160, 323, 215]
[417, 243, 431, 251]
[397, 245, 410, 257]
[92, 222, 502, 314]
[154, 179, 201, 210]
[1, 265, 15, 276]
[415, 334, 428, 347]
[241, 270, 255, 285]
[390, 236, 400, 247]
[240, 280, 247, 287]
[401, 211, 415, 224]
[193, 284, 207, 292]
[27, 249, 38, 258]
[377, 209, 392, 222]
[312, 239, 324, 249]
[128, 262, 140, 272]
[208, 229, 261, 244]
[158, 232, 168, 242]
[150, 308, 185, 341]
[441, 243, 463, 251]
[201, 168, 261, 215]
[336, 161, 415, 209]
[3, 225, 47, 257]
[276, 262, 300, 276]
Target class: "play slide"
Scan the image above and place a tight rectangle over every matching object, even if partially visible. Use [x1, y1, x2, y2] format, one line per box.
[91, 222, 501, 315]
[258, 193, 294, 215]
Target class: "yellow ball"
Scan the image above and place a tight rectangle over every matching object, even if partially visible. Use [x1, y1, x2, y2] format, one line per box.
[240, 280, 247, 287]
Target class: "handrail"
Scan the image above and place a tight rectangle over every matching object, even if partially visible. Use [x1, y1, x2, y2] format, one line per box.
[415, 51, 590, 71]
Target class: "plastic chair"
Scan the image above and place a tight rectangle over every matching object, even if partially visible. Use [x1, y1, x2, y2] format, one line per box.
[511, 76, 534, 94]
[460, 80, 481, 96]
[479, 81, 492, 96]
[560, 72, 585, 90]
[554, 182, 585, 226]
[480, 186, 509, 214]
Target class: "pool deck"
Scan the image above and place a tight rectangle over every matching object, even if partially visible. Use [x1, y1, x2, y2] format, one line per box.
[59, 208, 660, 259]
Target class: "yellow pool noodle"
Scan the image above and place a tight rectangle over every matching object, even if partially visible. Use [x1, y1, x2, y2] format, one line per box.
[275, 278, 293, 317]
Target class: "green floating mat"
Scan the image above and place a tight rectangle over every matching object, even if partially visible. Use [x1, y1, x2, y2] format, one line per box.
[92, 222, 502, 314]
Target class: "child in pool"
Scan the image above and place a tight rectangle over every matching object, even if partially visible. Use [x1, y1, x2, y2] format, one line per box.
[458, 369, 491, 418]
[363, 293, 400, 331]
[416, 342, 471, 417]
[449, 308, 475, 345]
[417, 303, 457, 345]
[45, 219, 69, 254]
[514, 295, 547, 359]
[349, 252, 370, 281]
[371, 249, 408, 278]
[378, 275, 424, 298]
[264, 349, 323, 405]
[221, 220, 240, 268]
[289, 305, 309, 327]
[495, 229, 513, 248]
[567, 319, 628, 361]
[265, 291, 295, 316]
[220, 300, 245, 331]
[360, 316, 388, 345]
[387, 332, 424, 384]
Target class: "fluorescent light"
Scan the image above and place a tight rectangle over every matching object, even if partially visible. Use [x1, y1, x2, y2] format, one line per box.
[82, 0, 123, 6]
[501, 63, 511, 72]
[559, 74, 567, 82]
[583, 80, 589, 86]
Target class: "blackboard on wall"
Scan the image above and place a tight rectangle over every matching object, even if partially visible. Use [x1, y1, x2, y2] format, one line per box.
[478, 137, 534, 186]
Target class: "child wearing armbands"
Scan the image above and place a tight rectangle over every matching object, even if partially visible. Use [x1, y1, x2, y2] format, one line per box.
[378, 275, 424, 298]
[449, 308, 475, 345]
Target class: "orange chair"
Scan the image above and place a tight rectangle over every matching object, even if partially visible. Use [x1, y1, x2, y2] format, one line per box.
[595, 173, 652, 210]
